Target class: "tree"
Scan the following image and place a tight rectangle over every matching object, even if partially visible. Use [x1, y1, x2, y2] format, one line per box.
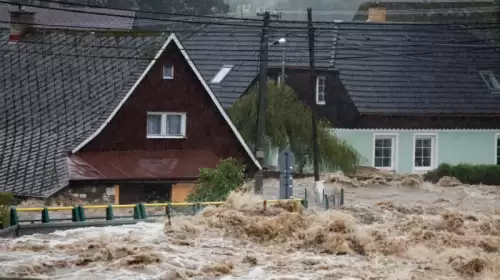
[0, 192, 15, 229]
[187, 158, 245, 202]
[228, 79, 360, 174]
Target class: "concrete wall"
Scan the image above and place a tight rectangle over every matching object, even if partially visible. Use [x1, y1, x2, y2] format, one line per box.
[64, 184, 118, 204]
[0, 220, 156, 238]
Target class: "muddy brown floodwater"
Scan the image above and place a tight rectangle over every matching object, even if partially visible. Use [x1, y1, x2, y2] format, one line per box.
[1, 175, 500, 280]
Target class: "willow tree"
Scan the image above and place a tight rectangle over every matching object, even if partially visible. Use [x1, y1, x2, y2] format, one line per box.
[228, 79, 360, 174]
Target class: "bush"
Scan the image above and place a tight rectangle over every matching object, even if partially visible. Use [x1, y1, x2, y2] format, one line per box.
[187, 158, 246, 202]
[424, 163, 500, 185]
[0, 192, 15, 229]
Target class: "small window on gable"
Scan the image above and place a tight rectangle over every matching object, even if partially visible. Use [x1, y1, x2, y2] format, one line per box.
[163, 64, 174, 79]
[316, 76, 326, 105]
[211, 65, 233, 84]
[479, 71, 500, 90]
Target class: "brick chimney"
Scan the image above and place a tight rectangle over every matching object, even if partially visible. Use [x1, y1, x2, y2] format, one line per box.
[367, 7, 387, 22]
[9, 8, 35, 42]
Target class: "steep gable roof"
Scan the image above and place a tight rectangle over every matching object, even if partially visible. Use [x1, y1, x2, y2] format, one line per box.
[0, 28, 259, 197]
[182, 20, 500, 114]
[73, 33, 261, 169]
[0, 28, 165, 197]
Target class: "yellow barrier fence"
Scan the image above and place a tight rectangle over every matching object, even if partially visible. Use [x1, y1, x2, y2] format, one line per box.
[8, 198, 306, 227]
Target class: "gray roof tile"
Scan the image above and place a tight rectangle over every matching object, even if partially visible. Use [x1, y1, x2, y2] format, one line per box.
[0, 28, 167, 197]
[183, 20, 500, 114]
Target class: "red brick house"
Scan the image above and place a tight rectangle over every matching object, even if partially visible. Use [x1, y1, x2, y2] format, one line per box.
[0, 12, 260, 203]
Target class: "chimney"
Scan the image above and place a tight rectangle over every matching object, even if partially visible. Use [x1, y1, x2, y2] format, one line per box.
[9, 8, 35, 42]
[367, 7, 387, 22]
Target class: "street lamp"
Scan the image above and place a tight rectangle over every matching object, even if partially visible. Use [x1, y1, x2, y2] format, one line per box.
[270, 37, 287, 86]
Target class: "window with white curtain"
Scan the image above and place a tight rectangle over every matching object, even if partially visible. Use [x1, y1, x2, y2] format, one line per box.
[146, 112, 186, 138]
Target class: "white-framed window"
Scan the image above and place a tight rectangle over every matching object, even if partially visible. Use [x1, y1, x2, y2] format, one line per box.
[316, 76, 326, 105]
[147, 112, 186, 138]
[413, 134, 437, 172]
[211, 65, 233, 84]
[163, 65, 174, 79]
[373, 134, 397, 170]
[479, 70, 500, 90]
[496, 134, 500, 165]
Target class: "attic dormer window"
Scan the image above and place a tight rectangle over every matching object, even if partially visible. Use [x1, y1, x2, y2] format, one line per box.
[211, 65, 233, 84]
[479, 71, 500, 91]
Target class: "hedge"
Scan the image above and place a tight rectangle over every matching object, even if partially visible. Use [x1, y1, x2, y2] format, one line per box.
[424, 163, 500, 185]
[0, 192, 15, 229]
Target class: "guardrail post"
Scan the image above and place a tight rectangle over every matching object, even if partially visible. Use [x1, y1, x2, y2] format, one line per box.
[303, 189, 308, 209]
[106, 205, 114, 220]
[139, 204, 147, 219]
[9, 207, 19, 226]
[263, 200, 267, 212]
[133, 204, 142, 219]
[71, 206, 80, 222]
[340, 189, 344, 206]
[41, 207, 50, 223]
[331, 194, 336, 206]
[324, 194, 329, 210]
[78, 206, 86, 222]
[166, 203, 172, 226]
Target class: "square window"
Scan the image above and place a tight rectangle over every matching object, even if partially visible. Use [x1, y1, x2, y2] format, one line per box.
[373, 136, 395, 169]
[147, 114, 162, 135]
[163, 65, 174, 79]
[146, 112, 186, 138]
[413, 135, 436, 171]
[166, 114, 182, 135]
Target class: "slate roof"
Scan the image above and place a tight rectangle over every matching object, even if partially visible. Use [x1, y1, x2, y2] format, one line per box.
[182, 20, 500, 114]
[0, 28, 167, 197]
[0, 4, 135, 29]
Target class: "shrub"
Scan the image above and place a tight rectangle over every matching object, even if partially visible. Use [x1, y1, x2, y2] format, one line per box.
[0, 192, 15, 229]
[187, 158, 246, 202]
[424, 163, 500, 185]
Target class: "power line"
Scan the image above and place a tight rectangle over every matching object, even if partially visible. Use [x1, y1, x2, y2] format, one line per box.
[2, 0, 500, 30]
[0, 0, 265, 28]
[34, 0, 266, 23]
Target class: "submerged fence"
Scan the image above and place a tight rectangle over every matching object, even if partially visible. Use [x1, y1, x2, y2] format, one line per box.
[8, 198, 307, 227]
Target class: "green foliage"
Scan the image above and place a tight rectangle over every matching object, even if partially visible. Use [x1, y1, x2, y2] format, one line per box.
[228, 79, 360, 174]
[0, 192, 15, 229]
[187, 158, 245, 202]
[424, 163, 500, 185]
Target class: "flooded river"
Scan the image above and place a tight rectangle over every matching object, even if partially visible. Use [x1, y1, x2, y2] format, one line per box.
[1, 176, 500, 279]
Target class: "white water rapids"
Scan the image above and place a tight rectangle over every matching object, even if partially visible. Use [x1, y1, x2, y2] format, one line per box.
[1, 175, 500, 280]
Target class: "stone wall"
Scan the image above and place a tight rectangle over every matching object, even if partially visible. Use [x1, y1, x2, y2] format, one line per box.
[64, 185, 117, 204]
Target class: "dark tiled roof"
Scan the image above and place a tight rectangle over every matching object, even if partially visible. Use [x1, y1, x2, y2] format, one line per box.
[0, 29, 166, 196]
[182, 20, 500, 114]
[182, 20, 335, 107]
[0, 4, 135, 29]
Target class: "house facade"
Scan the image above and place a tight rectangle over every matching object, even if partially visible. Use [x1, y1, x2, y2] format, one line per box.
[0, 10, 260, 202]
[182, 16, 500, 174]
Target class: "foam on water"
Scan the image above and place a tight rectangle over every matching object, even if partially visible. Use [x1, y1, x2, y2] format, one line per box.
[1, 176, 500, 279]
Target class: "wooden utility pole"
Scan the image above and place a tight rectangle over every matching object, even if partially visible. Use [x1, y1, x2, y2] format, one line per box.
[254, 11, 270, 194]
[307, 8, 321, 182]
